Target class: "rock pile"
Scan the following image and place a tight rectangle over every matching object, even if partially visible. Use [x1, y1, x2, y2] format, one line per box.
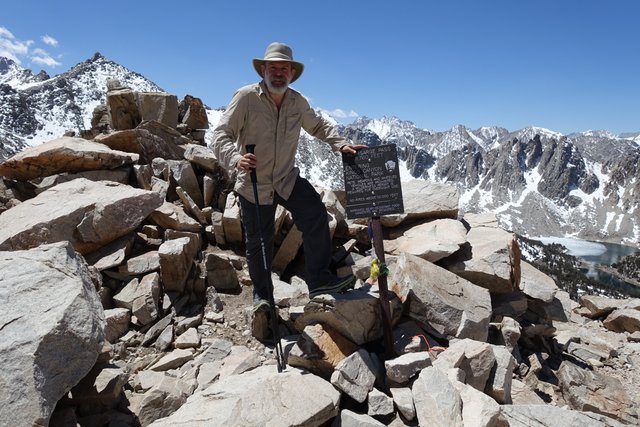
[1, 84, 639, 426]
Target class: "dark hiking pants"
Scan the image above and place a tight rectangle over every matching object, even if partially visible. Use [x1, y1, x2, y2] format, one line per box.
[238, 175, 334, 301]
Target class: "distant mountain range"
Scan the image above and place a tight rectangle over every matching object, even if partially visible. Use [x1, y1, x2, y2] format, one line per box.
[1, 53, 639, 246]
[0, 53, 161, 156]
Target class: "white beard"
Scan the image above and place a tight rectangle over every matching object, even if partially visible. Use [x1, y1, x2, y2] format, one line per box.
[265, 76, 290, 95]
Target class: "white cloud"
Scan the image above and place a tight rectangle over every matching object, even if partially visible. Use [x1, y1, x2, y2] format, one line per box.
[0, 26, 61, 68]
[0, 27, 14, 38]
[41, 35, 58, 47]
[0, 26, 33, 64]
[323, 108, 360, 119]
[31, 51, 61, 67]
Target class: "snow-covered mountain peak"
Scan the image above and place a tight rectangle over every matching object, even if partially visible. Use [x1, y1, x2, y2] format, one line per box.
[318, 109, 339, 125]
[61, 52, 162, 91]
[617, 132, 640, 145]
[514, 126, 564, 143]
[431, 124, 475, 154]
[449, 124, 468, 132]
[476, 126, 509, 140]
[0, 53, 165, 157]
[0, 56, 17, 74]
[361, 116, 413, 140]
[581, 130, 619, 139]
[0, 56, 50, 88]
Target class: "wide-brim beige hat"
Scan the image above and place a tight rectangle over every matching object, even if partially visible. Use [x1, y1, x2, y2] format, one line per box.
[253, 42, 304, 83]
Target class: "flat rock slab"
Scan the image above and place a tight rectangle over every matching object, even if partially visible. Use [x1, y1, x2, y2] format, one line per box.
[95, 127, 184, 163]
[0, 136, 139, 181]
[603, 309, 640, 333]
[148, 365, 340, 426]
[557, 360, 638, 424]
[580, 295, 640, 319]
[0, 178, 164, 254]
[500, 404, 627, 427]
[380, 180, 459, 227]
[384, 218, 467, 262]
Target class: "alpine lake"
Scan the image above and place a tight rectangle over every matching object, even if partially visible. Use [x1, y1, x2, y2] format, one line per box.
[538, 237, 640, 298]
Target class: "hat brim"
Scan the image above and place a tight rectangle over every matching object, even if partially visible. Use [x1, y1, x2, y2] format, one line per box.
[253, 59, 304, 83]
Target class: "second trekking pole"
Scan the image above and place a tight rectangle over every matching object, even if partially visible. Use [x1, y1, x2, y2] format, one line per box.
[245, 144, 286, 372]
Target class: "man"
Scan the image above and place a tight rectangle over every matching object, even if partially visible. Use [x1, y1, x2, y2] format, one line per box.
[212, 42, 366, 315]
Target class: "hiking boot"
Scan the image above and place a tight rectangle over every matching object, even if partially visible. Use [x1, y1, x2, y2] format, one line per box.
[251, 305, 271, 341]
[308, 275, 356, 299]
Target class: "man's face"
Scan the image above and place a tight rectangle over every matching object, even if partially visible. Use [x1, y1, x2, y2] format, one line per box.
[262, 61, 296, 95]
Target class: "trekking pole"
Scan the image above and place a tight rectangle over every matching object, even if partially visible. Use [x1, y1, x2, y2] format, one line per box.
[245, 144, 286, 372]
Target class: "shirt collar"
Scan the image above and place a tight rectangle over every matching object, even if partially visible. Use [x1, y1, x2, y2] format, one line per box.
[258, 80, 268, 97]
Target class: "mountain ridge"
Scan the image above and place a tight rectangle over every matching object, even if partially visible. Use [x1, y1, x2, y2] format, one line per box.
[1, 54, 639, 246]
[0, 52, 162, 158]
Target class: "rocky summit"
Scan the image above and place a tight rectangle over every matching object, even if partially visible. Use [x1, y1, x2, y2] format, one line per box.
[2, 54, 640, 246]
[1, 80, 640, 427]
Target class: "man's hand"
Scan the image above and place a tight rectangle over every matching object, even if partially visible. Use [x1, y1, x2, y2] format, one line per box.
[235, 153, 257, 171]
[340, 144, 368, 155]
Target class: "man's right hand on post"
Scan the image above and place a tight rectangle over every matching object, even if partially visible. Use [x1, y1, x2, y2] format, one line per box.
[235, 153, 257, 171]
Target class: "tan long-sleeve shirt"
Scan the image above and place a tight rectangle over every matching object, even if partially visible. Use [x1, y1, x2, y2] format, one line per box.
[212, 81, 348, 205]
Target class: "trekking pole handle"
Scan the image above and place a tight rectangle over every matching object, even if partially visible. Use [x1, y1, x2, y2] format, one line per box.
[245, 144, 257, 184]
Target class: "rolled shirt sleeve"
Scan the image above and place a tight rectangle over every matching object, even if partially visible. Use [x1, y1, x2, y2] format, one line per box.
[212, 89, 245, 172]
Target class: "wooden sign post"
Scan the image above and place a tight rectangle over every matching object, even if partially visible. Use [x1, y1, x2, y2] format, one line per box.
[342, 144, 404, 359]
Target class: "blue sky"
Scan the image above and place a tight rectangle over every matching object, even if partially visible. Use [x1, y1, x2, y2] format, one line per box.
[2, 0, 639, 134]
